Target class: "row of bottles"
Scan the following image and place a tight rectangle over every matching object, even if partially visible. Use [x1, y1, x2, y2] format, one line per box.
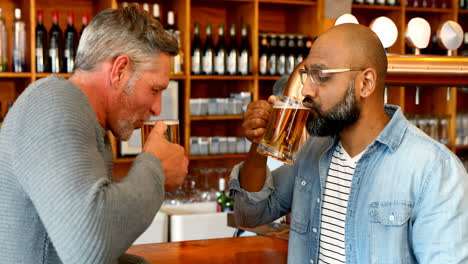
[259, 33, 311, 76]
[36, 10, 88, 73]
[191, 23, 251, 76]
[354, 0, 398, 6]
[406, 0, 449, 7]
[0, 8, 26, 72]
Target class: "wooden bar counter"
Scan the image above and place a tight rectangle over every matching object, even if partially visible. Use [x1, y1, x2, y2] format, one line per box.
[126, 236, 288, 264]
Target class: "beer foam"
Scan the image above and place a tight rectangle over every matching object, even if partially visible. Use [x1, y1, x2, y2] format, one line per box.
[273, 101, 311, 110]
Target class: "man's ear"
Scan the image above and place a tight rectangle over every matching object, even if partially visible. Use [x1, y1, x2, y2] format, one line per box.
[358, 68, 377, 98]
[110, 55, 132, 91]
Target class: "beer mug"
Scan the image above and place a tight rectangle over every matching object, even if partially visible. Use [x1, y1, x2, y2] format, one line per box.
[141, 120, 180, 145]
[257, 96, 311, 164]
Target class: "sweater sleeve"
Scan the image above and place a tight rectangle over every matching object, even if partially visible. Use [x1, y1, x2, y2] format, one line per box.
[12, 84, 165, 264]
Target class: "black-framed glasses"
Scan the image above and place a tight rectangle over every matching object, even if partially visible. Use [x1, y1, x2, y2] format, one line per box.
[299, 68, 363, 86]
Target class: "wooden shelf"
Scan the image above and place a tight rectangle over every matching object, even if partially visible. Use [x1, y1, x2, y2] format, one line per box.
[0, 72, 32, 78]
[459, 9, 468, 14]
[258, 0, 317, 6]
[191, 115, 243, 121]
[351, 4, 401, 10]
[258, 75, 281, 81]
[189, 154, 247, 160]
[36, 73, 71, 78]
[405, 7, 453, 13]
[170, 75, 186, 80]
[191, 75, 254, 81]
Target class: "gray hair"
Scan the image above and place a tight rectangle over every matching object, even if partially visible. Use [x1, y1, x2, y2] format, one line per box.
[74, 4, 179, 72]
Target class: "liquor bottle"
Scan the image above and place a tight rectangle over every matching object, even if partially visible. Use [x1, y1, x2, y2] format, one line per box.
[295, 36, 304, 67]
[191, 22, 202, 75]
[36, 10, 48, 73]
[277, 35, 287, 76]
[268, 34, 278, 76]
[202, 23, 214, 75]
[376, 0, 386, 5]
[421, 0, 428, 7]
[49, 11, 63, 73]
[214, 23, 226, 75]
[387, 0, 397, 5]
[366, 0, 376, 4]
[226, 24, 238, 75]
[12, 8, 26, 73]
[64, 12, 78, 73]
[0, 8, 8, 72]
[460, 0, 465, 8]
[238, 24, 250, 75]
[80, 13, 89, 39]
[216, 178, 227, 212]
[286, 35, 296, 75]
[167, 11, 175, 35]
[259, 34, 268, 76]
[142, 3, 150, 12]
[172, 30, 183, 75]
[153, 4, 161, 23]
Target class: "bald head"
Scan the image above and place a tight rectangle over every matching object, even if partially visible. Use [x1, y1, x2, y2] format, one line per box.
[313, 23, 388, 89]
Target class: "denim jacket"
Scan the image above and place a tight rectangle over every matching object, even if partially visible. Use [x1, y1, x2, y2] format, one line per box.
[229, 105, 468, 264]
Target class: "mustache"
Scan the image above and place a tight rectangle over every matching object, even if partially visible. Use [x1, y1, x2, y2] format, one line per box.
[302, 96, 319, 113]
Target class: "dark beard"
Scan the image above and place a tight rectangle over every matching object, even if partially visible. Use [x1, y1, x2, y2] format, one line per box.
[305, 82, 360, 137]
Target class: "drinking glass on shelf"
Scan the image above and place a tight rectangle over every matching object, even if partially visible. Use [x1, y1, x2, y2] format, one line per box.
[194, 168, 217, 202]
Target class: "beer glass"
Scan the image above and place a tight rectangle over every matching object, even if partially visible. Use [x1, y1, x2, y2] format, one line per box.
[141, 120, 180, 145]
[257, 96, 311, 164]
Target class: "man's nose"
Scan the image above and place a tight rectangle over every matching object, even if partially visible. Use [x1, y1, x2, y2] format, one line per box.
[150, 95, 162, 117]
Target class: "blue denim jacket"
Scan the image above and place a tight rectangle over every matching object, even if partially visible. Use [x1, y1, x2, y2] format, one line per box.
[229, 105, 468, 264]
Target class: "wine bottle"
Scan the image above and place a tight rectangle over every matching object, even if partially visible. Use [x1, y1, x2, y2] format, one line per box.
[49, 11, 63, 73]
[153, 4, 161, 23]
[268, 34, 278, 76]
[202, 23, 214, 75]
[216, 178, 227, 212]
[64, 12, 78, 73]
[191, 22, 202, 75]
[36, 10, 48, 73]
[226, 24, 238, 75]
[259, 34, 268, 76]
[167, 11, 175, 35]
[0, 8, 7, 72]
[214, 23, 226, 75]
[238, 24, 250, 75]
[285, 35, 296, 75]
[172, 30, 183, 75]
[277, 35, 286, 76]
[12, 8, 26, 72]
[80, 13, 89, 39]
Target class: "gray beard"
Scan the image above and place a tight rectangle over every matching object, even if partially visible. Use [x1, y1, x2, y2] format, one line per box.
[305, 81, 360, 137]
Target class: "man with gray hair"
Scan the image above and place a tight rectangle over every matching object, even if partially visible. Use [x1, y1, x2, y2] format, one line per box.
[0, 5, 188, 264]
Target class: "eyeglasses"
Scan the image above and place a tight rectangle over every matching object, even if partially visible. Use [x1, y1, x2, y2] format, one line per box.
[299, 68, 363, 86]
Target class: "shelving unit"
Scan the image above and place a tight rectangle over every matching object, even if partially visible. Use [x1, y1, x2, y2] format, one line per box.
[0, 0, 467, 174]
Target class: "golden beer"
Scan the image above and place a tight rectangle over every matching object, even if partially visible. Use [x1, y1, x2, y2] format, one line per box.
[257, 96, 311, 164]
[141, 120, 180, 145]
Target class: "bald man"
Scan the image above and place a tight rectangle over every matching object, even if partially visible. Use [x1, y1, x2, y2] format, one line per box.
[229, 24, 468, 263]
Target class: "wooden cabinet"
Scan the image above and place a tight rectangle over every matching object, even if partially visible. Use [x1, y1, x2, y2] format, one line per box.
[0, 0, 466, 173]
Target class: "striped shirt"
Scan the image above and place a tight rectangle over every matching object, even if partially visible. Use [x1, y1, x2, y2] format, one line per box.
[318, 142, 364, 264]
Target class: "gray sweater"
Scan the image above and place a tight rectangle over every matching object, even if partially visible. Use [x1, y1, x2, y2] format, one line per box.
[0, 75, 165, 263]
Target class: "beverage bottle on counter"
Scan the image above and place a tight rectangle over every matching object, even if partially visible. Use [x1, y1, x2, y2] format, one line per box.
[36, 10, 48, 73]
[216, 178, 228, 212]
[295, 36, 304, 67]
[172, 30, 183, 75]
[0, 8, 7, 72]
[259, 34, 268, 75]
[13, 8, 26, 72]
[166, 11, 176, 35]
[277, 35, 287, 76]
[214, 23, 226, 75]
[202, 23, 214, 75]
[191, 22, 202, 75]
[268, 34, 278, 76]
[80, 12, 88, 39]
[49, 11, 63, 73]
[286, 35, 296, 75]
[153, 4, 161, 23]
[238, 24, 250, 75]
[64, 12, 78, 73]
[226, 24, 238, 75]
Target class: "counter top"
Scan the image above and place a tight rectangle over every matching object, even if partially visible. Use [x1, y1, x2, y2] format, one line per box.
[126, 236, 288, 263]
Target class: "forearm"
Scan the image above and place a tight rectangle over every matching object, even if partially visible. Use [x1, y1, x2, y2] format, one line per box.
[239, 143, 268, 192]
